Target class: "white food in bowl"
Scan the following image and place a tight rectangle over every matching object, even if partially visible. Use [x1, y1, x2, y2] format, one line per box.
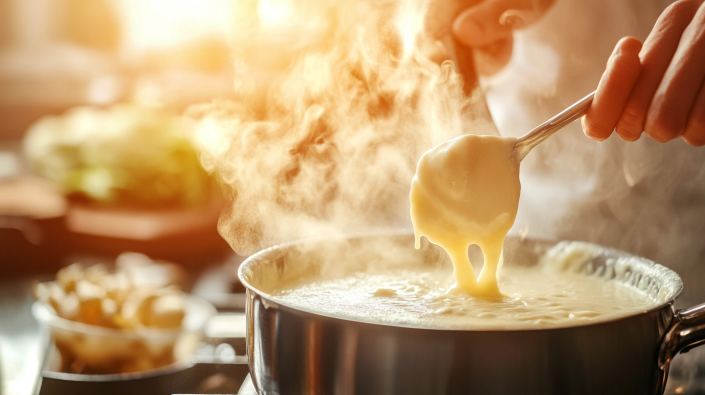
[33, 293, 216, 374]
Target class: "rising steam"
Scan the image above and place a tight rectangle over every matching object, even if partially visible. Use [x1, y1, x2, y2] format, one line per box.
[188, 0, 493, 255]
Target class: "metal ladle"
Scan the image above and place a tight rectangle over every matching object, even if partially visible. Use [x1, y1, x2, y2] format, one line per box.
[513, 90, 596, 162]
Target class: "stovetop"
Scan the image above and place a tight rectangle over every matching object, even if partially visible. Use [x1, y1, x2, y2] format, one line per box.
[38, 361, 252, 395]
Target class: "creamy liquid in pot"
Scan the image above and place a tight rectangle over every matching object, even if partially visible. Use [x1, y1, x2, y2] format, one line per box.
[410, 135, 519, 297]
[271, 265, 657, 330]
[269, 134, 660, 329]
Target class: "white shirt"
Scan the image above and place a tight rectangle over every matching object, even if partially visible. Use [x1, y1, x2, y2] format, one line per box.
[482, 0, 705, 306]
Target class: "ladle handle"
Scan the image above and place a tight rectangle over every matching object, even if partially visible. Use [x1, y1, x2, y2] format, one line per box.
[446, 0, 501, 136]
[451, 37, 479, 97]
[658, 302, 705, 370]
[513, 90, 596, 162]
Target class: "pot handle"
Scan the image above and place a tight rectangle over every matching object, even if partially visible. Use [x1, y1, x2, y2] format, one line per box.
[658, 302, 705, 370]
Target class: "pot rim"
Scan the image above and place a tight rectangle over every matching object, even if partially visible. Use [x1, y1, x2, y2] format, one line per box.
[237, 229, 684, 333]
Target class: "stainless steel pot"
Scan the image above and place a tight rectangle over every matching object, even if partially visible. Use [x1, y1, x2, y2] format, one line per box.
[238, 233, 705, 395]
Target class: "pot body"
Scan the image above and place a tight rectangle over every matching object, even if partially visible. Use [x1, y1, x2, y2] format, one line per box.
[246, 289, 673, 395]
[240, 234, 683, 395]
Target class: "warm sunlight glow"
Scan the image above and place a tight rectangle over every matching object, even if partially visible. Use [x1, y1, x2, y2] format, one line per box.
[257, 0, 295, 29]
[395, 0, 426, 59]
[194, 117, 230, 157]
[114, 0, 235, 51]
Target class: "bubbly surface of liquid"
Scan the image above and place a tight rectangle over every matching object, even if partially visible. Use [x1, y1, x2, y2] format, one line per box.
[272, 266, 657, 330]
[410, 134, 520, 297]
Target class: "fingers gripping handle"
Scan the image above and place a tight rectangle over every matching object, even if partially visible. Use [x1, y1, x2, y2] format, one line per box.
[658, 302, 705, 370]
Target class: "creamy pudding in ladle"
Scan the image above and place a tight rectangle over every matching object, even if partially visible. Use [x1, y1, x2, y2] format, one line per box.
[410, 134, 519, 298]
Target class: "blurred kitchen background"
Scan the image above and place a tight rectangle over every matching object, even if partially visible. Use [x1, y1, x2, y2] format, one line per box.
[0, 0, 314, 270]
[0, 1, 264, 394]
[0, 0, 239, 138]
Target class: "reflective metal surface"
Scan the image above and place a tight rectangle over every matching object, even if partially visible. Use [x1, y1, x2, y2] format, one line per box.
[239, 234, 705, 395]
[513, 90, 595, 162]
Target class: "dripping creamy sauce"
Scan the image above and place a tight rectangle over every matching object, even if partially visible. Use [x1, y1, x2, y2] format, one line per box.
[410, 134, 519, 297]
[270, 134, 658, 329]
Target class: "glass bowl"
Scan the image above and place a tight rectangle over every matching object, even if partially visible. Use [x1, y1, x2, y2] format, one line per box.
[32, 293, 216, 374]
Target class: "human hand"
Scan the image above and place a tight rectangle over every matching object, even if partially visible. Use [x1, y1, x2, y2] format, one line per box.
[452, 0, 556, 76]
[582, 0, 705, 146]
